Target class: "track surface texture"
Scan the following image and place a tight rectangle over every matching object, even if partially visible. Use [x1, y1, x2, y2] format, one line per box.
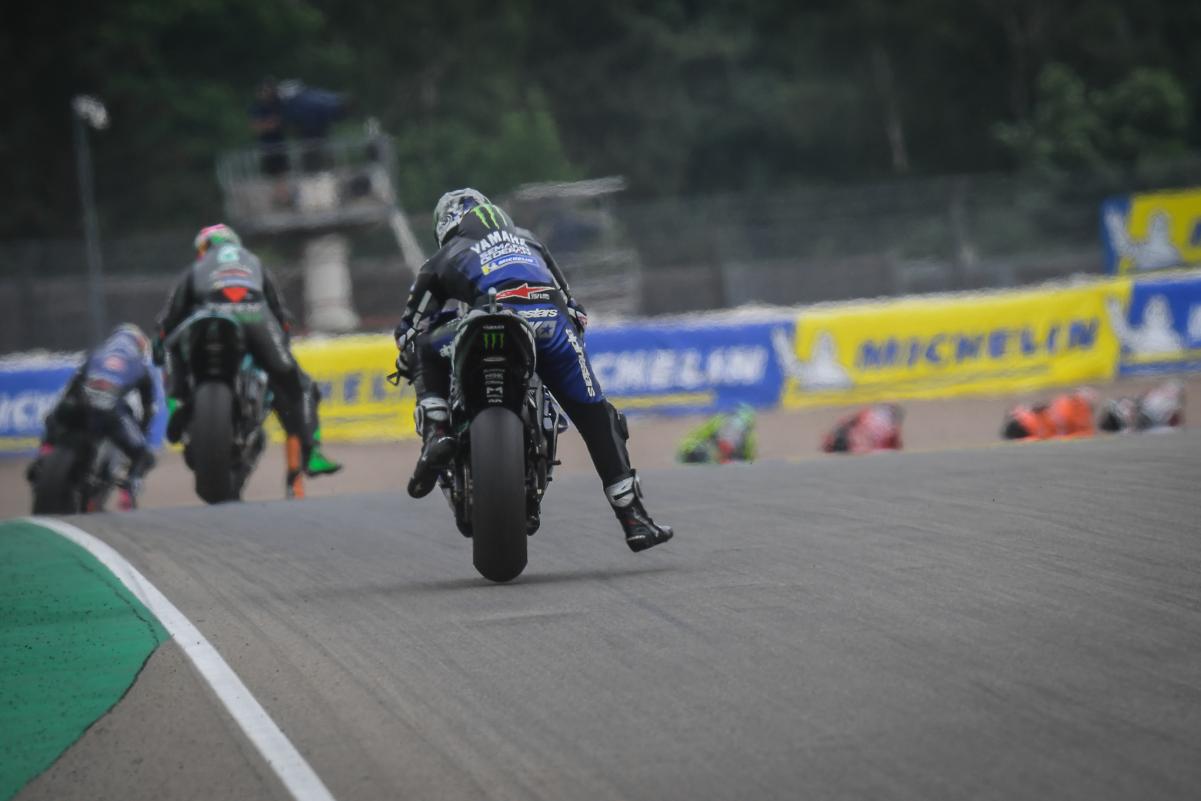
[23, 431, 1201, 801]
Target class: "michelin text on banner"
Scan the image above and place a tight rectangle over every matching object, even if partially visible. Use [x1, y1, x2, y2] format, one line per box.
[585, 319, 792, 415]
[780, 281, 1130, 408]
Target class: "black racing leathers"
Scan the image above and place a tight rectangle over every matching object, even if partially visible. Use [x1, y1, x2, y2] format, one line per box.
[395, 217, 632, 487]
[396, 224, 579, 338]
[156, 245, 312, 449]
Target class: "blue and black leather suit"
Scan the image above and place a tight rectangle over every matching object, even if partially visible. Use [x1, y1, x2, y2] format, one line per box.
[44, 328, 156, 475]
[396, 208, 632, 485]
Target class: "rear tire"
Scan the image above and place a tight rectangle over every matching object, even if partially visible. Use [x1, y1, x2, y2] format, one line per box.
[190, 382, 238, 504]
[32, 447, 82, 515]
[470, 407, 528, 582]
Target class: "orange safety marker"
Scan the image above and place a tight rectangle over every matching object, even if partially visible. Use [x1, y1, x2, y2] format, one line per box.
[285, 435, 305, 499]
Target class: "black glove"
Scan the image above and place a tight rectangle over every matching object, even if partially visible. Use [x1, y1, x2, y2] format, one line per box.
[387, 341, 415, 386]
[394, 319, 417, 350]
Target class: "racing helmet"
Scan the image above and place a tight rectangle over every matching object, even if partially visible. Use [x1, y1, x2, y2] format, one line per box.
[433, 188, 491, 246]
[194, 223, 242, 256]
[112, 323, 152, 362]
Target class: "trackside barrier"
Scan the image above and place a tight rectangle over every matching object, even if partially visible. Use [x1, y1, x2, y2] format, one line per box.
[1111, 269, 1201, 375]
[1101, 188, 1201, 274]
[0, 359, 78, 455]
[276, 322, 796, 442]
[585, 319, 793, 416]
[6, 272, 1201, 451]
[272, 335, 418, 443]
[779, 280, 1131, 408]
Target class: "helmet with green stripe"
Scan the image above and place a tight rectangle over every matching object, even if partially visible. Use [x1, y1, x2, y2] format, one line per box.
[194, 223, 242, 257]
[433, 188, 511, 246]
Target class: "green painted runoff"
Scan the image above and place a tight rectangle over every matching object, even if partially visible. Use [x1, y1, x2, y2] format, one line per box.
[0, 520, 167, 800]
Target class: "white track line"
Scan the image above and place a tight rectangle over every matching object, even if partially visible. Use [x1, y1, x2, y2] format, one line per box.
[25, 517, 338, 801]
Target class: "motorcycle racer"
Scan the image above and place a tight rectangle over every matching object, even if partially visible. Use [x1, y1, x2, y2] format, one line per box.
[394, 189, 673, 552]
[29, 324, 158, 509]
[155, 224, 340, 475]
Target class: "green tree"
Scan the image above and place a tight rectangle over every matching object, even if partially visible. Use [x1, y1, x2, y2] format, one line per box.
[995, 63, 1190, 175]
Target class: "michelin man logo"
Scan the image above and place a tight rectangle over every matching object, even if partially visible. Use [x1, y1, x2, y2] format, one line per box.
[771, 327, 852, 390]
[1103, 209, 1183, 271]
[1107, 294, 1186, 355]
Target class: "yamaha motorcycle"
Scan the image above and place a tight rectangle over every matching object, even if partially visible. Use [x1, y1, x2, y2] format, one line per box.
[164, 309, 275, 503]
[30, 431, 126, 514]
[398, 291, 568, 582]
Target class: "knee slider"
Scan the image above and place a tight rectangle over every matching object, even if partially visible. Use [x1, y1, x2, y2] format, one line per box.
[414, 397, 450, 433]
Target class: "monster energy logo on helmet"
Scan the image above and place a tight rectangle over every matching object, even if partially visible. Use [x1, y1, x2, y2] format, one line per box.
[482, 330, 505, 350]
[434, 187, 508, 246]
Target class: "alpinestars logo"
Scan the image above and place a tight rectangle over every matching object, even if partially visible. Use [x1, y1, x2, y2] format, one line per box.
[564, 327, 596, 398]
[496, 284, 553, 302]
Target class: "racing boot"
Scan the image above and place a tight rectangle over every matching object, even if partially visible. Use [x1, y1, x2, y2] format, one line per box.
[407, 398, 456, 498]
[605, 471, 674, 553]
[165, 397, 190, 444]
[305, 427, 342, 477]
[118, 450, 157, 511]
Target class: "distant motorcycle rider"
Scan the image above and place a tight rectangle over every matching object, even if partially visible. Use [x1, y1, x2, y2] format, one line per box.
[155, 224, 340, 475]
[30, 324, 158, 509]
[394, 189, 674, 552]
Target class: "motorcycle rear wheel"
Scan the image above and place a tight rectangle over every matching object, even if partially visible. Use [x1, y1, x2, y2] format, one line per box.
[469, 407, 528, 582]
[32, 447, 83, 515]
[190, 382, 238, 504]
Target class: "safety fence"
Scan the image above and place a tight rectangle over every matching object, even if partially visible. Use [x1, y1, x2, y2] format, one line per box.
[4, 270, 1200, 454]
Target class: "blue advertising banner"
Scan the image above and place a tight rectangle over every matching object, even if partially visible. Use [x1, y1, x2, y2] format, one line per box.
[585, 318, 794, 415]
[0, 360, 167, 456]
[0, 361, 78, 455]
[1110, 270, 1201, 375]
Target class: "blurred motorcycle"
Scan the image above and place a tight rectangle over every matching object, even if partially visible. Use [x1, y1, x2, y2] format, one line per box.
[164, 308, 281, 503]
[30, 431, 127, 514]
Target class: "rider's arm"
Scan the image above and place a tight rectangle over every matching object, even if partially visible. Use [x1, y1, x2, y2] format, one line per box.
[518, 229, 574, 300]
[519, 230, 587, 329]
[394, 264, 445, 347]
[135, 371, 156, 433]
[262, 266, 295, 334]
[156, 270, 194, 339]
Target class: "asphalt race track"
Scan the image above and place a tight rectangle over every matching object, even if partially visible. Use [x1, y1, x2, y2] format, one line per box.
[16, 432, 1201, 801]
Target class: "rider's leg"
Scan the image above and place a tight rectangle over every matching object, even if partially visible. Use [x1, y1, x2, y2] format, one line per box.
[407, 326, 456, 498]
[92, 399, 156, 508]
[300, 372, 341, 476]
[539, 321, 673, 552]
[164, 346, 191, 443]
[243, 317, 314, 462]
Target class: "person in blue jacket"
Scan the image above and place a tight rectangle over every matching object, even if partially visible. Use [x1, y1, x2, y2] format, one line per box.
[29, 324, 158, 507]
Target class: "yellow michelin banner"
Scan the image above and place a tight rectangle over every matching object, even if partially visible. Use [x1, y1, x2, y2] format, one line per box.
[266, 334, 415, 442]
[780, 279, 1132, 408]
[1102, 189, 1201, 274]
